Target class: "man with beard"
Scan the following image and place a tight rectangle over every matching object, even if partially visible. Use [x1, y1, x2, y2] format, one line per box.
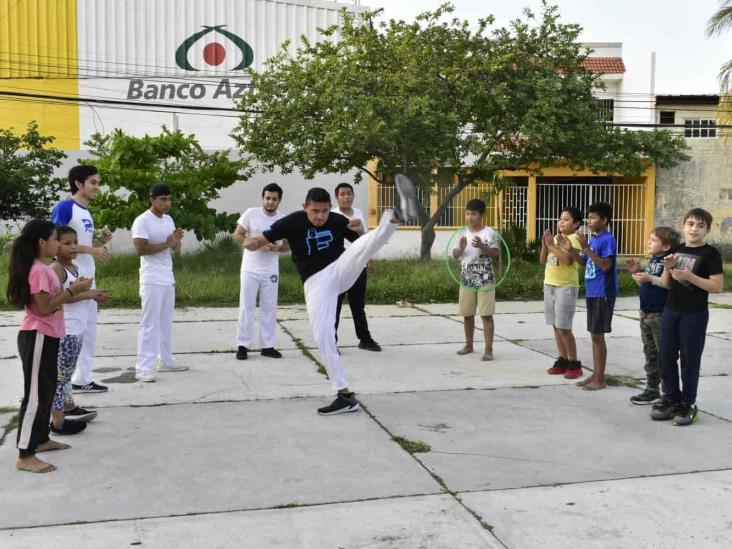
[233, 183, 288, 360]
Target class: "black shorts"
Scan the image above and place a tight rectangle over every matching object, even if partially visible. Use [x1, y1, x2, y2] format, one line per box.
[586, 296, 615, 334]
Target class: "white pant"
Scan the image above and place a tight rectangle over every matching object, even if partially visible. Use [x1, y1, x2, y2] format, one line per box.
[71, 299, 97, 386]
[135, 284, 175, 375]
[305, 211, 398, 391]
[237, 270, 279, 349]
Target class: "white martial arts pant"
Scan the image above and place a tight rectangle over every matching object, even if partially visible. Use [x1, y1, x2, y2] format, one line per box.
[237, 270, 279, 349]
[304, 211, 398, 391]
[71, 299, 97, 386]
[135, 284, 176, 375]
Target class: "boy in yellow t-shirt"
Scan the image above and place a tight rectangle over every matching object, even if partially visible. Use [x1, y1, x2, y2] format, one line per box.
[540, 207, 584, 379]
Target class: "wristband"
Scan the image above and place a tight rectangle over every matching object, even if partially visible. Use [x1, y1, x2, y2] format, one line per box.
[650, 276, 661, 287]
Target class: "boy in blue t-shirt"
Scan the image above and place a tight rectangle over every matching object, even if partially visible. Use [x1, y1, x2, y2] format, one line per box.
[625, 227, 680, 404]
[567, 202, 619, 391]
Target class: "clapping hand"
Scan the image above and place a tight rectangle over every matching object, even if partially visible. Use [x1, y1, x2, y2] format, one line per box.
[663, 254, 678, 271]
[625, 258, 640, 274]
[575, 230, 589, 250]
[459, 236, 467, 250]
[633, 272, 652, 284]
[542, 229, 554, 248]
[670, 266, 692, 282]
[471, 235, 483, 249]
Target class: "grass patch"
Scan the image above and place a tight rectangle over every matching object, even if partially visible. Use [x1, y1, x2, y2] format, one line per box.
[710, 303, 732, 309]
[605, 374, 642, 388]
[392, 435, 431, 454]
[2, 237, 730, 309]
[0, 413, 19, 446]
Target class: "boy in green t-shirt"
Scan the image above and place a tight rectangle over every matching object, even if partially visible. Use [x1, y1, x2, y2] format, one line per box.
[540, 207, 584, 379]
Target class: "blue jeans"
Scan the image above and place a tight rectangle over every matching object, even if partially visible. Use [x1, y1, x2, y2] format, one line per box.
[660, 308, 709, 405]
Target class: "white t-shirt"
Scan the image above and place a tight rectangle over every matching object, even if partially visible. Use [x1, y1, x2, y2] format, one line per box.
[238, 207, 286, 273]
[458, 226, 500, 288]
[331, 206, 367, 248]
[59, 262, 88, 336]
[131, 209, 176, 285]
[51, 199, 96, 279]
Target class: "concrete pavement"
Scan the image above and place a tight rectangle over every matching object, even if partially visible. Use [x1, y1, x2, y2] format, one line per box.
[1, 297, 731, 548]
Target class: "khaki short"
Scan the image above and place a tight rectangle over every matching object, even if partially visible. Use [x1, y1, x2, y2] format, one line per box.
[459, 286, 496, 317]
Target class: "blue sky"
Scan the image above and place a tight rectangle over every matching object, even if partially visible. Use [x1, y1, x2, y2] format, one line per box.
[360, 0, 732, 95]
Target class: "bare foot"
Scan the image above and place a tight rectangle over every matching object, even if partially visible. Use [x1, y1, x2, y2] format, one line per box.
[576, 375, 594, 387]
[456, 346, 473, 356]
[482, 352, 494, 361]
[16, 455, 56, 473]
[36, 440, 71, 452]
[583, 381, 606, 391]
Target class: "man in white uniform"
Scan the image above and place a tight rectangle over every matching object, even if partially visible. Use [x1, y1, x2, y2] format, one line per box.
[131, 184, 187, 382]
[51, 165, 112, 394]
[332, 183, 381, 351]
[233, 183, 288, 360]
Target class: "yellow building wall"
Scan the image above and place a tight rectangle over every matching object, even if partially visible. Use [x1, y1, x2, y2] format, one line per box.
[0, 0, 80, 149]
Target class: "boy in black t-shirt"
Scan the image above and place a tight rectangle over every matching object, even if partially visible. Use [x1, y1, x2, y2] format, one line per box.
[245, 178, 419, 416]
[651, 208, 725, 425]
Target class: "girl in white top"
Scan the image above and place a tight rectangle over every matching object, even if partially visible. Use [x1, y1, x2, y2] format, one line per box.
[50, 226, 107, 434]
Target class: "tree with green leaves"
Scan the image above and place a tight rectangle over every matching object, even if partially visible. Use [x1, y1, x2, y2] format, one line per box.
[234, 2, 689, 259]
[84, 128, 248, 241]
[0, 122, 66, 221]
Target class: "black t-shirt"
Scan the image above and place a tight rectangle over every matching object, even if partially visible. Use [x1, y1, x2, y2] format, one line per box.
[666, 243, 723, 312]
[263, 210, 359, 282]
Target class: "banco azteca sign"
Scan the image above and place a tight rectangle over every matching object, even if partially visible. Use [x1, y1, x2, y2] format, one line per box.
[127, 25, 253, 101]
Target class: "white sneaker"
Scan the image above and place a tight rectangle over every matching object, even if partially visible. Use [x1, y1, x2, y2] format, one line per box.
[156, 360, 189, 372]
[135, 372, 156, 382]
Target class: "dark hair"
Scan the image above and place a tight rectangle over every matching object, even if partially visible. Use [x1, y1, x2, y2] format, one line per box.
[68, 165, 98, 194]
[56, 225, 78, 240]
[587, 202, 612, 224]
[561, 206, 583, 225]
[683, 208, 713, 228]
[262, 183, 283, 199]
[305, 187, 331, 205]
[6, 219, 56, 308]
[150, 183, 172, 198]
[652, 226, 680, 251]
[465, 199, 486, 214]
[334, 182, 354, 196]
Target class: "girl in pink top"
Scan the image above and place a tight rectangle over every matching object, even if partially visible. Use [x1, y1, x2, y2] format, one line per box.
[6, 220, 90, 474]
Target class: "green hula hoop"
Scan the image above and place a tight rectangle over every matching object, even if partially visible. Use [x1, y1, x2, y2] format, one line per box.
[444, 225, 512, 291]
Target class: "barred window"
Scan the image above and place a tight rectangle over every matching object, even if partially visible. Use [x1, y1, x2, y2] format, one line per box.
[684, 119, 716, 138]
[596, 99, 614, 123]
[659, 111, 675, 125]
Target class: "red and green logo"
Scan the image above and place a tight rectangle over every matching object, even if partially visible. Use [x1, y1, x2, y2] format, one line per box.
[175, 25, 254, 71]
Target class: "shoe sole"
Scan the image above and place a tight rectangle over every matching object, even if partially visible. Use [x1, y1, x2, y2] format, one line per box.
[72, 388, 107, 394]
[135, 377, 156, 383]
[672, 414, 698, 426]
[156, 367, 189, 372]
[65, 411, 98, 422]
[50, 429, 86, 435]
[317, 403, 360, 416]
[394, 174, 419, 223]
[630, 398, 660, 406]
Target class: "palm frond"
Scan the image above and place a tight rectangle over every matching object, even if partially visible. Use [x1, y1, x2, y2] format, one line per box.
[718, 58, 732, 93]
[706, 2, 732, 36]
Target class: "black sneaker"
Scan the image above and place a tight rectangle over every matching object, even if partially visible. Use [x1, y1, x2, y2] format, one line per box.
[630, 388, 661, 406]
[317, 393, 360, 416]
[64, 406, 98, 422]
[50, 419, 87, 435]
[72, 381, 108, 394]
[393, 174, 419, 224]
[358, 338, 382, 352]
[650, 397, 681, 421]
[261, 348, 282, 358]
[673, 404, 699, 426]
[236, 346, 248, 360]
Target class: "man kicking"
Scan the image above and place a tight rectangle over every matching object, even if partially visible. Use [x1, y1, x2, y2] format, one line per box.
[244, 175, 418, 415]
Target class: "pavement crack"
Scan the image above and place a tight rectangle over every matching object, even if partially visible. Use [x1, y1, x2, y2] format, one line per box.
[430, 450, 619, 475]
